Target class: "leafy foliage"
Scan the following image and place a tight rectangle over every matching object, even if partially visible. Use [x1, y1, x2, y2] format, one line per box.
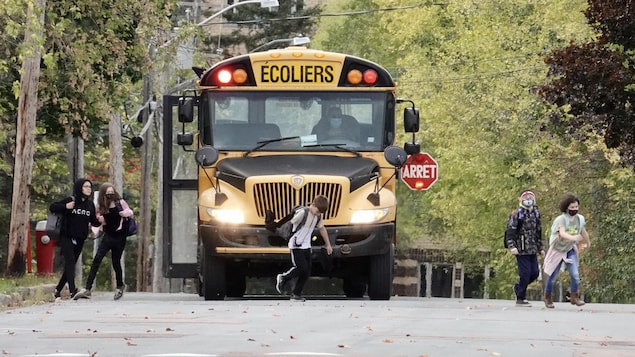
[538, 0, 635, 165]
[313, 0, 635, 300]
[212, 1, 321, 55]
[39, 1, 148, 139]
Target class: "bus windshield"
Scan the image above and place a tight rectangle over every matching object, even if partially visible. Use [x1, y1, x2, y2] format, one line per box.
[204, 91, 394, 152]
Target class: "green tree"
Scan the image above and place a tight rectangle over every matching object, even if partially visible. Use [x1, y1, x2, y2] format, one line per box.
[314, 0, 614, 299]
[538, 0, 635, 166]
[538, 0, 635, 302]
[214, 0, 321, 54]
[1, 0, 171, 276]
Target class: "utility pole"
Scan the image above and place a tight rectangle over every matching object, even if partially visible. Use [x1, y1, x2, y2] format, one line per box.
[137, 40, 156, 292]
[147, 0, 279, 291]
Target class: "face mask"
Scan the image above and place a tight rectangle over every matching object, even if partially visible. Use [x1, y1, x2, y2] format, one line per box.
[522, 198, 534, 207]
[330, 118, 342, 128]
[567, 209, 578, 216]
[106, 193, 115, 199]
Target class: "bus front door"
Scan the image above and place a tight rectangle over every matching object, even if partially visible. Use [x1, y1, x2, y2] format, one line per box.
[162, 95, 199, 287]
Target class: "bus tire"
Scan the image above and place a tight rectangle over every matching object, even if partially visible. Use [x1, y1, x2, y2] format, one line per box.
[343, 278, 366, 298]
[203, 254, 226, 300]
[367, 245, 394, 300]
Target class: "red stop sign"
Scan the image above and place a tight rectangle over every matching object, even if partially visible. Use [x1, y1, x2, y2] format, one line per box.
[400, 153, 438, 190]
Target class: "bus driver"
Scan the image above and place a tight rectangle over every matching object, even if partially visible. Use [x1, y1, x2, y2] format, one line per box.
[312, 107, 360, 143]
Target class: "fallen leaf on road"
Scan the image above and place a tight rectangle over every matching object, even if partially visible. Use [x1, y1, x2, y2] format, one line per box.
[383, 339, 394, 343]
[337, 344, 350, 348]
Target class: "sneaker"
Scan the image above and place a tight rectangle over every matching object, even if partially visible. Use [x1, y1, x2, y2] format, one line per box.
[114, 285, 125, 300]
[516, 299, 532, 307]
[74, 288, 91, 299]
[53, 289, 61, 299]
[290, 294, 306, 302]
[71, 289, 80, 300]
[275, 274, 284, 294]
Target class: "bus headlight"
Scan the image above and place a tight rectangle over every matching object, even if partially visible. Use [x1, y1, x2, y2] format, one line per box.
[206, 208, 245, 224]
[350, 208, 390, 224]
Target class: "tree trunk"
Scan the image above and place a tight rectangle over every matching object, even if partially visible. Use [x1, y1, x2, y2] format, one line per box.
[7, 0, 46, 276]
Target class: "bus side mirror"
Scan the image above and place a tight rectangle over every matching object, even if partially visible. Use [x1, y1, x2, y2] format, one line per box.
[404, 107, 419, 133]
[384, 145, 408, 168]
[179, 97, 194, 123]
[177, 133, 194, 146]
[195, 146, 219, 167]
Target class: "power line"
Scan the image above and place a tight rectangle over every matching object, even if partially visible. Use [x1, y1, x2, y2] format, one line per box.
[200, 3, 444, 27]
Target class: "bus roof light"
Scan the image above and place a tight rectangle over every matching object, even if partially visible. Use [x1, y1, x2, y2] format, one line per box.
[363, 69, 378, 85]
[347, 69, 362, 85]
[217, 69, 232, 84]
[233, 69, 248, 84]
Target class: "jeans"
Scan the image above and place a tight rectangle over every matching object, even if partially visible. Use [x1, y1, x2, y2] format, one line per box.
[545, 248, 580, 293]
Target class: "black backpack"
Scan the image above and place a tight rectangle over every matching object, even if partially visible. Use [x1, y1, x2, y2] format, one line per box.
[278, 205, 321, 243]
[45, 195, 74, 240]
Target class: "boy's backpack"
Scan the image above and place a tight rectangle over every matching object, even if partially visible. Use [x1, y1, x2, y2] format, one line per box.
[278, 205, 321, 242]
[504, 207, 539, 248]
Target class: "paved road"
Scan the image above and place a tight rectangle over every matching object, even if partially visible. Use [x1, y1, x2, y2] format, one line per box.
[1, 293, 634, 357]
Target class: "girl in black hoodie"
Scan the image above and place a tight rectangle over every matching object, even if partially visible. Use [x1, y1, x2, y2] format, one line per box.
[50, 178, 101, 299]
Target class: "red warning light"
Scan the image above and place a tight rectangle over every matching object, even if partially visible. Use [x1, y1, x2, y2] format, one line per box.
[217, 69, 232, 84]
[363, 69, 378, 85]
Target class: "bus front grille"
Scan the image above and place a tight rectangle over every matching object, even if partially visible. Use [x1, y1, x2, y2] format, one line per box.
[253, 182, 342, 220]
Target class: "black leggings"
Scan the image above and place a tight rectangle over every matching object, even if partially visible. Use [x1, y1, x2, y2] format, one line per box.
[55, 236, 85, 294]
[85, 232, 127, 290]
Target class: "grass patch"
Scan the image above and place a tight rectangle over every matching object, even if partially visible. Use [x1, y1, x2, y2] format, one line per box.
[0, 274, 58, 295]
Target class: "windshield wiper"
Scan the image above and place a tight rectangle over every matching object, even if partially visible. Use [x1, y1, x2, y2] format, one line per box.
[244, 136, 300, 157]
[303, 143, 361, 157]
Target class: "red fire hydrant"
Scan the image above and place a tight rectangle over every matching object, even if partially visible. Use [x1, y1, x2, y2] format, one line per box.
[35, 220, 56, 275]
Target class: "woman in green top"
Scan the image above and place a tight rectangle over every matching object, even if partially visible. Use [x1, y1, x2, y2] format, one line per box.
[543, 193, 590, 308]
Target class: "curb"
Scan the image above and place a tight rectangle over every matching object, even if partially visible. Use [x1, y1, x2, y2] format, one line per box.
[0, 284, 57, 309]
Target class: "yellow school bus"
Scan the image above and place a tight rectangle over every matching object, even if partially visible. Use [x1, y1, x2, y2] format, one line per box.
[162, 44, 419, 300]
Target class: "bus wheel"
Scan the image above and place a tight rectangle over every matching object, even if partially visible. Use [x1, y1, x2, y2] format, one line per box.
[203, 254, 226, 300]
[343, 278, 366, 298]
[367, 245, 394, 300]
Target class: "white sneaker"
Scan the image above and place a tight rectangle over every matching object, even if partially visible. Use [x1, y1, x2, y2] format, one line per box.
[74, 288, 91, 299]
[114, 285, 125, 300]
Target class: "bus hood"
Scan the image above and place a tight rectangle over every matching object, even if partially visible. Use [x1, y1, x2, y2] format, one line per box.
[216, 155, 379, 192]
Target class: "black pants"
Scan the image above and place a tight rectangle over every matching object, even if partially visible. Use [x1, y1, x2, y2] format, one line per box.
[55, 236, 86, 294]
[515, 254, 539, 300]
[282, 248, 312, 296]
[85, 232, 127, 290]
